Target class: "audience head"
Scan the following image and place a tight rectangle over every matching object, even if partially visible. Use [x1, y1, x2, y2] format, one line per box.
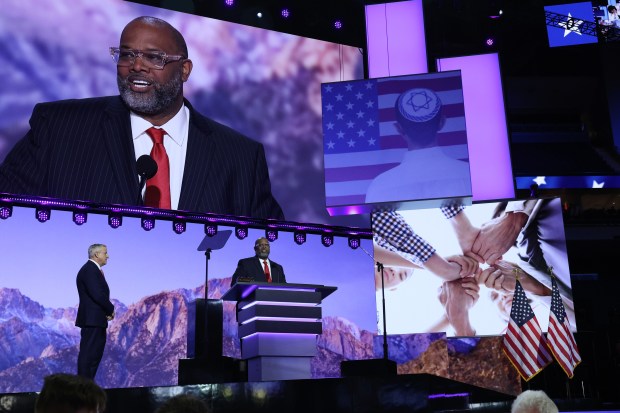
[155, 394, 209, 413]
[35, 373, 106, 413]
[511, 390, 558, 413]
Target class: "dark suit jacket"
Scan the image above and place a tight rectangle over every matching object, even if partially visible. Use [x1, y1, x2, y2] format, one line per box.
[0, 96, 284, 219]
[75, 260, 114, 328]
[231, 256, 286, 285]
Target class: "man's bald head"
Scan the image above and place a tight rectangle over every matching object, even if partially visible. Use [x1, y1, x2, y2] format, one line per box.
[123, 16, 188, 57]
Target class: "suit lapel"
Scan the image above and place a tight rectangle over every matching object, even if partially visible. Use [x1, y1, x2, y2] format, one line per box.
[178, 103, 216, 211]
[253, 258, 265, 280]
[102, 97, 139, 205]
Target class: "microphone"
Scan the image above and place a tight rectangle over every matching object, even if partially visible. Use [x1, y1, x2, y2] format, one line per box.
[136, 154, 158, 205]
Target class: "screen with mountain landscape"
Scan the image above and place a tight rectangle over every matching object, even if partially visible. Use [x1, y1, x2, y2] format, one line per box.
[0, 205, 520, 395]
[0, 206, 377, 392]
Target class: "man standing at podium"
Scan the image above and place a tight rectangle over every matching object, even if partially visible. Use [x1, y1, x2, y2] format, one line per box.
[231, 237, 286, 285]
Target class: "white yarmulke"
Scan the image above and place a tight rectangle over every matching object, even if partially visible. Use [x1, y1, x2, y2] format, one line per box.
[396, 88, 442, 123]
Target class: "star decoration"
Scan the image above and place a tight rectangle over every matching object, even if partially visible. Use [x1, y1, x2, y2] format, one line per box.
[407, 90, 433, 112]
[592, 180, 605, 189]
[558, 13, 583, 37]
[533, 176, 546, 186]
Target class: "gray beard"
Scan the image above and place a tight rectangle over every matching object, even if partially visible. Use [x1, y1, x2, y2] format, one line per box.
[117, 72, 183, 115]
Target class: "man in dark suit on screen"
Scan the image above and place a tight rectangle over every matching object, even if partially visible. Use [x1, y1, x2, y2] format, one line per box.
[0, 16, 283, 220]
[231, 237, 286, 285]
[76, 244, 115, 380]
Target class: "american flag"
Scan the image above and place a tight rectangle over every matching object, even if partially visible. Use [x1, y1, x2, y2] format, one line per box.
[547, 276, 581, 378]
[502, 280, 553, 381]
[321, 71, 467, 208]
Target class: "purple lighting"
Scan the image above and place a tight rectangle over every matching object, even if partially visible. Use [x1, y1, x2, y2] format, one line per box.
[235, 226, 248, 240]
[265, 228, 278, 242]
[428, 392, 470, 399]
[281, 8, 289, 18]
[72, 211, 87, 225]
[172, 220, 186, 234]
[224, 0, 234, 6]
[205, 224, 218, 237]
[294, 231, 306, 245]
[348, 236, 360, 250]
[0, 205, 12, 219]
[141, 217, 155, 231]
[334, 20, 342, 29]
[35, 208, 51, 223]
[321, 233, 334, 247]
[365, 0, 427, 78]
[485, 38, 495, 46]
[108, 215, 122, 229]
[436, 53, 514, 201]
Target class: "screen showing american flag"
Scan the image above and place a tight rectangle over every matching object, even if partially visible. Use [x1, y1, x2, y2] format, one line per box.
[322, 71, 471, 213]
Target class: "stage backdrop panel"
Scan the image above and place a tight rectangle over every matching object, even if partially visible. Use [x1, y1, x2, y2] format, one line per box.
[0, 0, 366, 226]
[371, 197, 575, 337]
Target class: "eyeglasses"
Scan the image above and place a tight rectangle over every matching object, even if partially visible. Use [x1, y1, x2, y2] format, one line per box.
[109, 47, 185, 70]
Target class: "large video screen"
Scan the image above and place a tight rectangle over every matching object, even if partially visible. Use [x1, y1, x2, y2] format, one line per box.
[0, 205, 377, 392]
[372, 197, 575, 337]
[0, 0, 365, 226]
[544, 2, 598, 47]
[322, 71, 472, 214]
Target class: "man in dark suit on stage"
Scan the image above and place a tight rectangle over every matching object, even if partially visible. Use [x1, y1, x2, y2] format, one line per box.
[231, 237, 286, 285]
[0, 16, 283, 220]
[76, 244, 115, 380]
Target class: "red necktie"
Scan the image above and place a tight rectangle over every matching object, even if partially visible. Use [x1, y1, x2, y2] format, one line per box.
[144, 127, 171, 209]
[263, 260, 272, 283]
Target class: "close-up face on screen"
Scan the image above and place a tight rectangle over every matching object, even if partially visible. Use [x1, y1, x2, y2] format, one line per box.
[0, 0, 365, 226]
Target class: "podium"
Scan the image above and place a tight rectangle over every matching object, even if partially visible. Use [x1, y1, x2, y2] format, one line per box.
[222, 282, 336, 382]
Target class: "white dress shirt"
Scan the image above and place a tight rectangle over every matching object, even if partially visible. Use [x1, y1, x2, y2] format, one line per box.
[130, 105, 190, 210]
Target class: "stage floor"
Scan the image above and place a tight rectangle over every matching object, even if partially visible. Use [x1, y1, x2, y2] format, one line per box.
[3, 373, 618, 413]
